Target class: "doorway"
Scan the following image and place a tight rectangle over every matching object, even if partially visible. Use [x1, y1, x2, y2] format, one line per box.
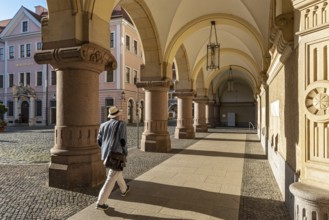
[21, 101, 29, 123]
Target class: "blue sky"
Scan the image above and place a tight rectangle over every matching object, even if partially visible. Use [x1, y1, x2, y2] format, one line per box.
[0, 0, 47, 20]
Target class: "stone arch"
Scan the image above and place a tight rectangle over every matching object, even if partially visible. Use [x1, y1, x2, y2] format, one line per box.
[119, 0, 163, 80]
[163, 13, 268, 78]
[194, 69, 206, 97]
[213, 65, 257, 98]
[174, 45, 192, 90]
[127, 98, 135, 123]
[191, 49, 259, 96]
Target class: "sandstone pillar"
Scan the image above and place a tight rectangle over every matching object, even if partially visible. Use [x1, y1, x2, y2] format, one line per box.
[173, 91, 195, 139]
[29, 96, 35, 126]
[34, 44, 116, 189]
[214, 103, 220, 127]
[14, 97, 18, 120]
[193, 97, 208, 132]
[206, 100, 215, 128]
[137, 80, 171, 152]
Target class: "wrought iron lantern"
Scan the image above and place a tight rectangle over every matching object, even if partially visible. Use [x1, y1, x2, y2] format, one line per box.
[206, 21, 220, 70]
[227, 66, 235, 92]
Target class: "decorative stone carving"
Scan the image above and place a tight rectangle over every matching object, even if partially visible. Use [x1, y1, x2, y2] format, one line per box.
[34, 43, 117, 72]
[12, 84, 36, 97]
[304, 81, 329, 122]
[293, 0, 329, 33]
[290, 182, 329, 220]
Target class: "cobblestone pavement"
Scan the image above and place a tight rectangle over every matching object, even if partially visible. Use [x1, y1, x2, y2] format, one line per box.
[0, 125, 291, 220]
[238, 134, 291, 220]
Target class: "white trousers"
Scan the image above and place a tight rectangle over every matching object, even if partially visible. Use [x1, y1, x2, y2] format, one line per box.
[97, 169, 128, 205]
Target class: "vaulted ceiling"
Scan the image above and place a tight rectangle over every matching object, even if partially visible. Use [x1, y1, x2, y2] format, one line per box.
[115, 0, 273, 98]
[45, 0, 281, 98]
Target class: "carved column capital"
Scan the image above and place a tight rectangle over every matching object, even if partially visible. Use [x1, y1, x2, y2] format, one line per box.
[136, 79, 173, 90]
[193, 96, 208, 103]
[259, 70, 268, 87]
[34, 43, 117, 73]
[173, 90, 195, 98]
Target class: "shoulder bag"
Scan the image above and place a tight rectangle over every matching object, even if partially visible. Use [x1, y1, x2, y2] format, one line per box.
[104, 121, 127, 170]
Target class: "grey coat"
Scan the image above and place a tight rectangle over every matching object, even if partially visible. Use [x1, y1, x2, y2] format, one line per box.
[97, 119, 127, 161]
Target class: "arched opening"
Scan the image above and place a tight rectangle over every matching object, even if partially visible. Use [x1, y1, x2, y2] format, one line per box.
[127, 99, 134, 124]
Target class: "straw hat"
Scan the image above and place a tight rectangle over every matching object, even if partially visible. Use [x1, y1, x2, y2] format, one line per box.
[108, 106, 121, 118]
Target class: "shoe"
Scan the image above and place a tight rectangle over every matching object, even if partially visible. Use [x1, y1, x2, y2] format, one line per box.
[121, 185, 130, 197]
[96, 203, 109, 210]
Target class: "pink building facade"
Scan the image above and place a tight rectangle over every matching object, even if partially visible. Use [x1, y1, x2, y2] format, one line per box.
[0, 6, 144, 126]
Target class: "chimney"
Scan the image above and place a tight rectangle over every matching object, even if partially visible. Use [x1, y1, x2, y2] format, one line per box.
[35, 5, 48, 15]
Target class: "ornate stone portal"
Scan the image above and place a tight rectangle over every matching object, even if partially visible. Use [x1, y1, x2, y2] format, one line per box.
[34, 43, 116, 188]
[12, 84, 36, 126]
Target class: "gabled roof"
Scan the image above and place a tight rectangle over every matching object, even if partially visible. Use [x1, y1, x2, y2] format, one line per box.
[0, 19, 11, 34]
[0, 6, 46, 38]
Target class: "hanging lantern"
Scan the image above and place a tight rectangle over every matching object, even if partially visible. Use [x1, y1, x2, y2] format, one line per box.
[206, 21, 220, 70]
[227, 66, 235, 92]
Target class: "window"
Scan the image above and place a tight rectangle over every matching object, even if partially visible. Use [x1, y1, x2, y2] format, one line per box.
[20, 73, 24, 85]
[26, 72, 30, 85]
[125, 67, 130, 83]
[106, 69, 114, 82]
[36, 100, 42, 116]
[110, 32, 114, 48]
[26, 44, 31, 57]
[9, 46, 14, 59]
[7, 101, 14, 116]
[133, 40, 138, 55]
[133, 70, 138, 85]
[50, 100, 56, 108]
[0, 75, 3, 88]
[125, 35, 130, 50]
[51, 71, 56, 85]
[105, 98, 114, 107]
[22, 21, 28, 32]
[20, 45, 25, 58]
[37, 42, 42, 50]
[0, 48, 4, 60]
[36, 71, 42, 86]
[9, 74, 14, 87]
[105, 98, 114, 120]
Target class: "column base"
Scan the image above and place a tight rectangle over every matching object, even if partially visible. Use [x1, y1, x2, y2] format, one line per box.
[207, 122, 216, 128]
[194, 124, 208, 132]
[175, 127, 195, 139]
[49, 153, 105, 189]
[140, 133, 171, 152]
[289, 182, 329, 220]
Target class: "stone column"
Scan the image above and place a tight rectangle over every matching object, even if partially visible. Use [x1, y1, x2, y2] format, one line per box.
[173, 91, 195, 139]
[214, 103, 220, 127]
[206, 100, 215, 128]
[193, 97, 208, 132]
[34, 43, 116, 189]
[14, 97, 18, 120]
[29, 96, 35, 126]
[137, 80, 171, 152]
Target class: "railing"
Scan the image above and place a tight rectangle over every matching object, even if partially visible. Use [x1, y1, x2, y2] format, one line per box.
[249, 122, 255, 130]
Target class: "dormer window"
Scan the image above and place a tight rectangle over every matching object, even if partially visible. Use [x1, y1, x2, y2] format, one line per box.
[22, 21, 28, 33]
